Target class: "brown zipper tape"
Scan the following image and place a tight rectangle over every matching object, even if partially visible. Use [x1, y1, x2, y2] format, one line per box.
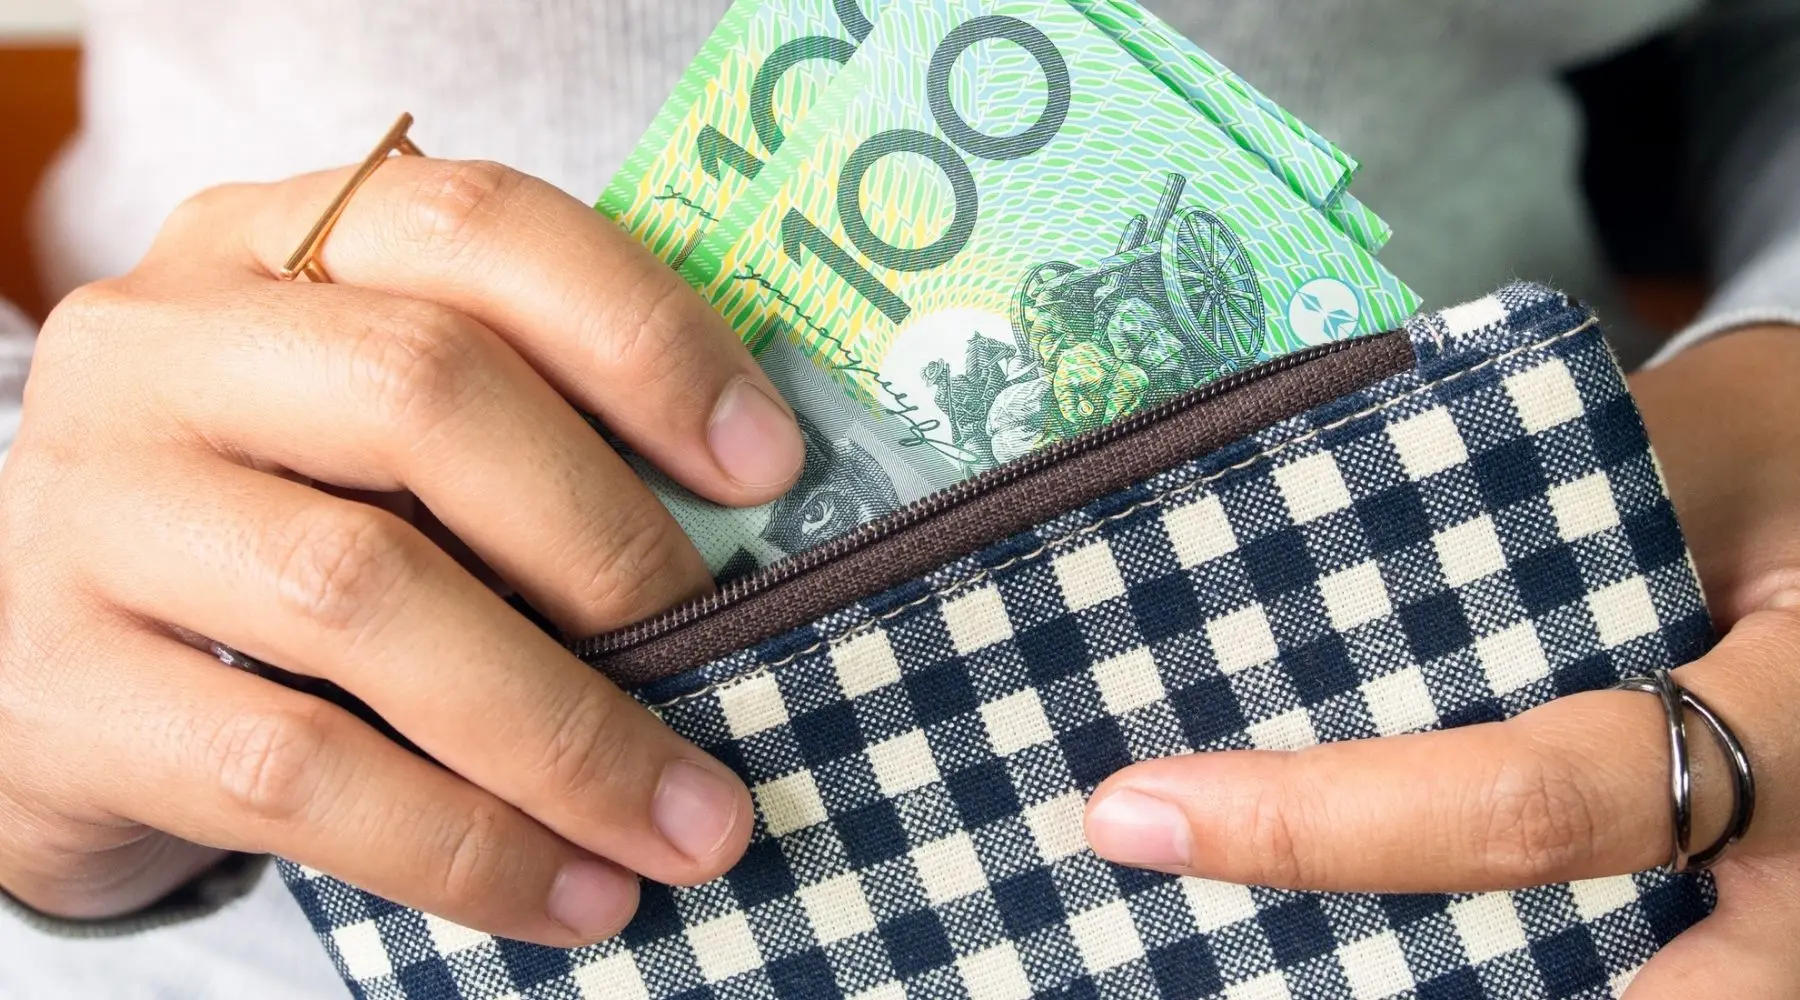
[592, 330, 1416, 688]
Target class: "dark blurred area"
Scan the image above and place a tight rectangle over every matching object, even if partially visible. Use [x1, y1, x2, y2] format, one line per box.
[1567, 33, 1711, 333]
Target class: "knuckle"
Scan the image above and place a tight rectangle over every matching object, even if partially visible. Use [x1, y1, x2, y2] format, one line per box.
[584, 275, 692, 379]
[155, 184, 247, 245]
[537, 692, 640, 805]
[570, 510, 698, 626]
[403, 160, 525, 260]
[25, 280, 183, 454]
[346, 301, 488, 438]
[35, 280, 137, 366]
[207, 704, 334, 825]
[1241, 778, 1310, 887]
[42, 278, 129, 326]
[267, 504, 414, 633]
[438, 803, 513, 911]
[1476, 750, 1598, 884]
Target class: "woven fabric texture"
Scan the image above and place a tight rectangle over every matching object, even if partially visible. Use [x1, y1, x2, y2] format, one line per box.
[281, 284, 1715, 1000]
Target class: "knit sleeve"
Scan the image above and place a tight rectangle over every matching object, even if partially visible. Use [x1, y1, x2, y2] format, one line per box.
[0, 298, 33, 468]
[1652, 0, 1800, 363]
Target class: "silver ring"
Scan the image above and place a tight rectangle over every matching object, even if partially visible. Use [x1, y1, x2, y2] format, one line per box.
[1616, 669, 1757, 872]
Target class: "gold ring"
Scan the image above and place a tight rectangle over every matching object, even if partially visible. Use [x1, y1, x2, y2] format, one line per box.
[279, 112, 426, 283]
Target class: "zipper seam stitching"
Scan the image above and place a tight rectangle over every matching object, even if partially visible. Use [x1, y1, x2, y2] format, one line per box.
[585, 337, 1368, 657]
[643, 316, 1598, 710]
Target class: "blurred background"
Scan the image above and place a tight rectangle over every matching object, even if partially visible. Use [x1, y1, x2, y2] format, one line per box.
[0, 1, 1704, 334]
[0, 0, 79, 321]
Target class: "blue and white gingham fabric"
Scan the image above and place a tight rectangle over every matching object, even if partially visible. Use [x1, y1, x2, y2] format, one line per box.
[282, 284, 1715, 1000]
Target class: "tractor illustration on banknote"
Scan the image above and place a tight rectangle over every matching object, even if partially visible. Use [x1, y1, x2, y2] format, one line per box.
[922, 171, 1268, 472]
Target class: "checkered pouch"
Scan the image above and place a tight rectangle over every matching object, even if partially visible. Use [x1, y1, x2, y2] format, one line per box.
[281, 283, 1714, 1000]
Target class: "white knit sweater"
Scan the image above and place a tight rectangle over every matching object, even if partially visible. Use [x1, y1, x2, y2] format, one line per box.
[4, 1, 1800, 995]
[32, 0, 1698, 312]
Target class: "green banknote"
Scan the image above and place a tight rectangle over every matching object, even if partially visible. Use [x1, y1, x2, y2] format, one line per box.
[597, 0, 884, 267]
[1071, 0, 1393, 254]
[599, 0, 1389, 265]
[1069, 2, 1350, 216]
[1082, 0, 1354, 177]
[604, 0, 1420, 575]
[683, 0, 1418, 466]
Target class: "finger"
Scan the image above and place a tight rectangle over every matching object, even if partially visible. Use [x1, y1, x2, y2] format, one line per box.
[80, 456, 753, 889]
[162, 162, 804, 506]
[83, 632, 636, 945]
[1622, 859, 1800, 999]
[110, 277, 710, 634]
[1084, 609, 1800, 892]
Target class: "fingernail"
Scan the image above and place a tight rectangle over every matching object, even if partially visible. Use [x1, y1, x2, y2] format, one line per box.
[653, 760, 745, 862]
[546, 859, 637, 941]
[708, 377, 805, 490]
[1087, 789, 1193, 868]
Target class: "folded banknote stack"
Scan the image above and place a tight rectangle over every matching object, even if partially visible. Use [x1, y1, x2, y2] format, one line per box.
[597, 0, 1421, 577]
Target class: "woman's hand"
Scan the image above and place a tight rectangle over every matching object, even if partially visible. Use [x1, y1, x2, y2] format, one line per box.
[0, 158, 807, 946]
[1083, 327, 1800, 996]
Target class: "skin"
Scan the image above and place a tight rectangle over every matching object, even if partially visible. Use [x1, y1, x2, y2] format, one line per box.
[0, 155, 1790, 987]
[1085, 326, 1800, 997]
[0, 158, 811, 946]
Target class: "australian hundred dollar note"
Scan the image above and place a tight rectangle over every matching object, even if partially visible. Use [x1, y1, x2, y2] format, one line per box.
[597, 0, 885, 269]
[602, 0, 1421, 577]
[679, 0, 1421, 496]
[595, 0, 970, 577]
[1069, 0, 1393, 254]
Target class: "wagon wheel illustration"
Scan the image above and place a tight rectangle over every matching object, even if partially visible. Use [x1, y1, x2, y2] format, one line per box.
[1161, 208, 1266, 372]
[1012, 260, 1078, 362]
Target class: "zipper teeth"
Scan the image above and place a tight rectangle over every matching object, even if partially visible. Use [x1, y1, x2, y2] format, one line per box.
[577, 337, 1365, 660]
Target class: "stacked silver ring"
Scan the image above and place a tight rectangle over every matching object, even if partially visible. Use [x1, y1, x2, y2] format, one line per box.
[1616, 669, 1757, 872]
